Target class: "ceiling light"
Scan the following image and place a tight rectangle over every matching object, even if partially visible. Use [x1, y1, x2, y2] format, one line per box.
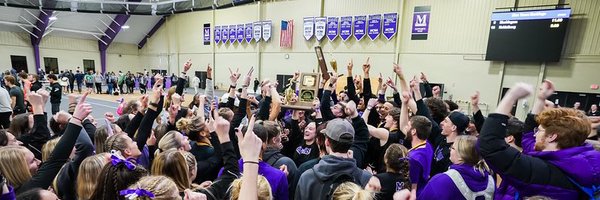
[49, 16, 57, 20]
[122, 25, 130, 29]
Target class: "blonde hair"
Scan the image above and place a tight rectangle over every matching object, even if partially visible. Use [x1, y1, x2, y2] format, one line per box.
[454, 135, 491, 174]
[164, 86, 177, 108]
[76, 153, 109, 200]
[42, 137, 61, 162]
[230, 175, 272, 200]
[0, 146, 32, 188]
[95, 124, 116, 153]
[176, 117, 209, 144]
[332, 182, 374, 200]
[151, 149, 190, 192]
[156, 131, 184, 155]
[127, 176, 179, 200]
[105, 133, 130, 153]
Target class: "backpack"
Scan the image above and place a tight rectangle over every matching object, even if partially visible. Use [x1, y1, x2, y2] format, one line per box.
[444, 169, 494, 200]
[264, 152, 285, 166]
[313, 168, 357, 200]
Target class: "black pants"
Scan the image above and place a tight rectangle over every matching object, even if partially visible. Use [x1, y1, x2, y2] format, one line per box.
[119, 84, 125, 94]
[128, 84, 134, 94]
[51, 102, 60, 114]
[0, 111, 11, 129]
[77, 83, 83, 93]
[95, 83, 102, 94]
[69, 82, 75, 93]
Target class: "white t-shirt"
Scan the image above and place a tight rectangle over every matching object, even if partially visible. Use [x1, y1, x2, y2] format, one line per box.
[0, 87, 13, 113]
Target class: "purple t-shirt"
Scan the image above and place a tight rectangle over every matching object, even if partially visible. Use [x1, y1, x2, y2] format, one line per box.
[218, 159, 289, 200]
[408, 141, 433, 197]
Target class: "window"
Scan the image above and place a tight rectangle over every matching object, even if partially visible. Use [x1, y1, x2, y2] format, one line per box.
[44, 57, 59, 74]
[10, 55, 28, 73]
[83, 59, 95, 73]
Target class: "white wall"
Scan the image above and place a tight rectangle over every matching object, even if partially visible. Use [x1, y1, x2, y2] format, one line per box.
[0, 31, 143, 74]
[140, 0, 600, 119]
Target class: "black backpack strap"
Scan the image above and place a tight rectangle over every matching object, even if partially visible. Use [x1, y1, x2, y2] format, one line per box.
[264, 152, 284, 166]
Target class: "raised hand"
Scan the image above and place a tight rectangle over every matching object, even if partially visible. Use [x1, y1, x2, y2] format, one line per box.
[150, 80, 163, 105]
[420, 72, 428, 82]
[470, 91, 480, 107]
[243, 67, 254, 87]
[171, 93, 182, 106]
[37, 89, 50, 105]
[229, 67, 241, 86]
[183, 59, 192, 73]
[329, 72, 339, 86]
[206, 64, 212, 79]
[386, 77, 397, 91]
[507, 83, 534, 100]
[214, 109, 230, 140]
[367, 98, 378, 109]
[237, 115, 262, 162]
[393, 63, 405, 80]
[378, 73, 383, 84]
[183, 189, 207, 200]
[537, 80, 555, 100]
[139, 95, 149, 111]
[347, 59, 354, 76]
[27, 92, 43, 110]
[362, 57, 371, 77]
[154, 73, 164, 86]
[72, 91, 92, 122]
[293, 71, 300, 82]
[104, 112, 116, 123]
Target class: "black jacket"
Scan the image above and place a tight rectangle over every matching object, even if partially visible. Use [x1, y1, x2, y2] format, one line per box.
[50, 82, 62, 103]
[30, 81, 42, 92]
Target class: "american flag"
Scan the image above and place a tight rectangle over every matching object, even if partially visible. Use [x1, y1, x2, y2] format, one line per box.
[280, 20, 294, 48]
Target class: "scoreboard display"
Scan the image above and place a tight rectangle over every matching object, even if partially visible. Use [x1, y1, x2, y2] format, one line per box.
[485, 9, 571, 62]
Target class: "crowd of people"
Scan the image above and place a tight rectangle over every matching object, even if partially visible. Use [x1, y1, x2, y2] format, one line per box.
[0, 58, 599, 200]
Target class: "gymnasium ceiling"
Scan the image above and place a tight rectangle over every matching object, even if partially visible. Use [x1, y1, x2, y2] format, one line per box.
[0, 0, 256, 46]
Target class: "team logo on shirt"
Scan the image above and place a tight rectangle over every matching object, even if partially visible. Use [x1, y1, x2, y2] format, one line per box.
[296, 146, 312, 155]
[434, 146, 445, 161]
[395, 182, 405, 191]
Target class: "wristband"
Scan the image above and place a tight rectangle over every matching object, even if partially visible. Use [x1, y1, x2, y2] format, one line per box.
[72, 116, 84, 122]
[230, 85, 237, 89]
[149, 102, 159, 108]
[243, 160, 259, 165]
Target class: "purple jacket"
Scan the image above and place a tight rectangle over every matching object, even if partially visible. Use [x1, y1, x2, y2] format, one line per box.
[479, 114, 600, 200]
[218, 159, 289, 200]
[418, 164, 493, 200]
[0, 185, 15, 200]
[408, 141, 433, 197]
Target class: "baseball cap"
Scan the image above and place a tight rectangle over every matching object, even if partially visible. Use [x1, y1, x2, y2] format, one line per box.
[448, 111, 470, 134]
[320, 118, 354, 143]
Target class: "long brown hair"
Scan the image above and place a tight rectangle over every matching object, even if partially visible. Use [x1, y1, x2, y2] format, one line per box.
[151, 149, 190, 192]
[384, 144, 410, 190]
[90, 157, 147, 200]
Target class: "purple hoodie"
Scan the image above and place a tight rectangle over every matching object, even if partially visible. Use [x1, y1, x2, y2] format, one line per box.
[496, 131, 600, 200]
[408, 141, 433, 197]
[418, 164, 493, 200]
[479, 114, 600, 200]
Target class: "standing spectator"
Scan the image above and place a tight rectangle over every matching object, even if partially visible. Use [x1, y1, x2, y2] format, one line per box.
[192, 75, 200, 94]
[4, 75, 25, 115]
[0, 86, 12, 129]
[139, 73, 147, 94]
[573, 101, 582, 110]
[67, 70, 75, 93]
[126, 74, 135, 94]
[48, 74, 62, 114]
[94, 72, 103, 94]
[29, 74, 42, 93]
[295, 118, 372, 200]
[106, 72, 115, 95]
[253, 77, 260, 93]
[74, 70, 84, 94]
[588, 104, 599, 116]
[84, 70, 94, 91]
[118, 71, 125, 94]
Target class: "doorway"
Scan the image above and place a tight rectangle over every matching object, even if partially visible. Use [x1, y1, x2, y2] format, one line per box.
[10, 55, 28, 73]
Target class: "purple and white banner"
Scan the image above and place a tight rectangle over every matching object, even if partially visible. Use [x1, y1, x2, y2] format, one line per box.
[245, 23, 253, 43]
[367, 14, 381, 40]
[327, 17, 339, 41]
[214, 26, 221, 44]
[303, 17, 314, 40]
[314, 17, 327, 41]
[253, 21, 262, 42]
[203, 24, 211, 45]
[262, 20, 272, 41]
[340, 16, 353, 41]
[383, 13, 398, 40]
[353, 15, 367, 41]
[222, 25, 229, 44]
[411, 6, 430, 40]
[229, 25, 237, 44]
[237, 24, 245, 43]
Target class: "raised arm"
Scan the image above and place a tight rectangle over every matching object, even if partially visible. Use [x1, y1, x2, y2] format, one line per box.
[346, 59, 360, 104]
[346, 101, 369, 168]
[136, 77, 164, 152]
[420, 72, 433, 98]
[239, 116, 261, 200]
[176, 59, 192, 95]
[204, 64, 215, 103]
[320, 74, 339, 121]
[470, 91, 485, 133]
